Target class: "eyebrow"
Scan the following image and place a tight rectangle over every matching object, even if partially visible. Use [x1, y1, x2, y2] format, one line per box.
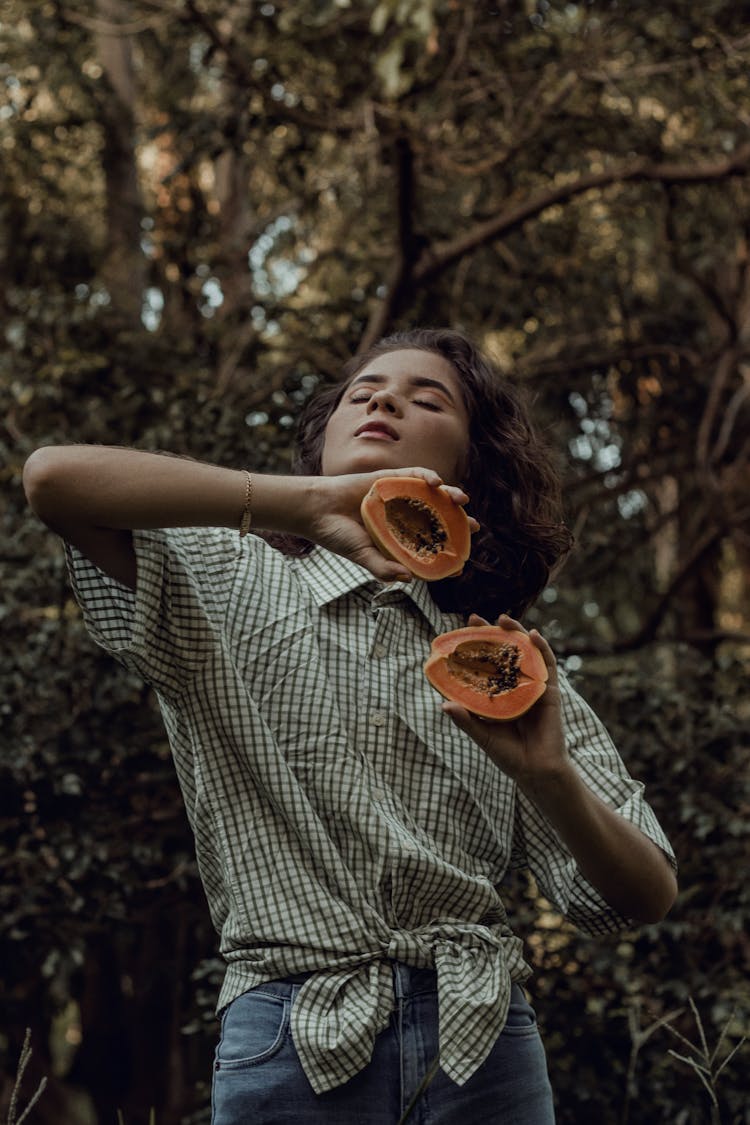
[349, 373, 457, 404]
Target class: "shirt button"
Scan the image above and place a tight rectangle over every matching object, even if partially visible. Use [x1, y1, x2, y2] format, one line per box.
[371, 786, 386, 801]
[371, 710, 387, 727]
[372, 643, 387, 659]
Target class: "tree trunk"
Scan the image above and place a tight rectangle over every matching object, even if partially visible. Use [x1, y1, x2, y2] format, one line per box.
[213, 110, 257, 390]
[676, 481, 722, 656]
[95, 0, 145, 326]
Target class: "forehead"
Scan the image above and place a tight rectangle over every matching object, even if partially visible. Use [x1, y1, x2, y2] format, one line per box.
[352, 348, 460, 389]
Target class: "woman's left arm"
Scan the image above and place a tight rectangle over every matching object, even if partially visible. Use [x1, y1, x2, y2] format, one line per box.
[442, 614, 678, 925]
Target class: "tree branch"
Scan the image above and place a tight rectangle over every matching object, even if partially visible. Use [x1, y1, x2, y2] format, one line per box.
[180, 0, 359, 137]
[557, 627, 750, 658]
[564, 448, 686, 502]
[412, 144, 750, 284]
[662, 185, 737, 341]
[516, 343, 701, 381]
[613, 523, 726, 650]
[711, 382, 750, 465]
[358, 135, 419, 352]
[425, 70, 578, 179]
[696, 346, 742, 470]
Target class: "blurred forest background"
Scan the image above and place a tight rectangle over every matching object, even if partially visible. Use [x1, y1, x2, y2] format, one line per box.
[2, 0, 749, 1122]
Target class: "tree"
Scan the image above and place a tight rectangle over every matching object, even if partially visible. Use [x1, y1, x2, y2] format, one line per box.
[2, 1, 749, 1119]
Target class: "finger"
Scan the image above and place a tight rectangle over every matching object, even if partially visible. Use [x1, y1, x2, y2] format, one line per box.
[468, 517, 481, 534]
[467, 612, 491, 627]
[495, 612, 529, 635]
[442, 701, 489, 736]
[441, 701, 505, 753]
[438, 484, 470, 505]
[529, 628, 559, 686]
[440, 701, 474, 731]
[354, 545, 412, 584]
[379, 466, 443, 488]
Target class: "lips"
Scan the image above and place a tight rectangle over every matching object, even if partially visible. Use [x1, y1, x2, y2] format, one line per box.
[355, 421, 399, 441]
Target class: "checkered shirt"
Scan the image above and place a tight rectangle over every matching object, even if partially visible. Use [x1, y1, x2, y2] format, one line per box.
[65, 528, 675, 1094]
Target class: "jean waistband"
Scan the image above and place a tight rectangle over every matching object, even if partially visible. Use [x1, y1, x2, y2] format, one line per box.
[389, 960, 437, 999]
[242, 961, 526, 1005]
[389, 964, 525, 1002]
[244, 960, 437, 1003]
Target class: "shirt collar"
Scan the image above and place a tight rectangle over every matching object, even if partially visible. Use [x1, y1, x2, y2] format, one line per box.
[291, 546, 455, 636]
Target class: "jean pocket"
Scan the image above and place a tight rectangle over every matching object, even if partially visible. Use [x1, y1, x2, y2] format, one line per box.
[501, 990, 539, 1037]
[216, 991, 289, 1069]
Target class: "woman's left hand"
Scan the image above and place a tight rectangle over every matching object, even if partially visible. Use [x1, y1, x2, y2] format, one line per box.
[441, 613, 570, 791]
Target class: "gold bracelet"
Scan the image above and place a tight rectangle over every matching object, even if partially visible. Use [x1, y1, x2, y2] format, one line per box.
[239, 471, 254, 538]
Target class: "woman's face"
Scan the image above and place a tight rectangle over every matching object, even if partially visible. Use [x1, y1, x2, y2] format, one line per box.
[320, 348, 470, 484]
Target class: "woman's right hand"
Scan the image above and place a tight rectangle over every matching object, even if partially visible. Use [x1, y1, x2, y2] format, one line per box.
[299, 467, 477, 583]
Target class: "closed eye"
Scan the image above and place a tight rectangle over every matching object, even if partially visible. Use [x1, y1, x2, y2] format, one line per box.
[348, 393, 442, 410]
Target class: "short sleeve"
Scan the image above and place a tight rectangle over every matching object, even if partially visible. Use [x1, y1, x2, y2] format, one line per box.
[511, 671, 676, 934]
[65, 526, 241, 700]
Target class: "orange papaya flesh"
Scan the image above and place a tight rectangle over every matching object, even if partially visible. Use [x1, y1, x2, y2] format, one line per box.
[424, 625, 548, 720]
[360, 476, 471, 581]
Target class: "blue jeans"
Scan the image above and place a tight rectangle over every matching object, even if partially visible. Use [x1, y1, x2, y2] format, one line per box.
[211, 962, 555, 1123]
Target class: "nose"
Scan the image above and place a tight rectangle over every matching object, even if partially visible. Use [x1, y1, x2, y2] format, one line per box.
[366, 388, 402, 416]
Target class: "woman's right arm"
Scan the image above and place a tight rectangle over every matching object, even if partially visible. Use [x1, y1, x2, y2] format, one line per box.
[23, 445, 465, 590]
[22, 445, 318, 590]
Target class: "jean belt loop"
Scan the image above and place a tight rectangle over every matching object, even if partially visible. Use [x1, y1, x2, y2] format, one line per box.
[391, 960, 406, 1001]
[290, 982, 302, 1005]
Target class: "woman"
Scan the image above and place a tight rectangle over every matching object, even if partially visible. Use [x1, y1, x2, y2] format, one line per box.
[23, 327, 677, 1124]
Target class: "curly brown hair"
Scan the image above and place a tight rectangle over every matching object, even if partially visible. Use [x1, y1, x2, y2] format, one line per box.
[265, 327, 573, 619]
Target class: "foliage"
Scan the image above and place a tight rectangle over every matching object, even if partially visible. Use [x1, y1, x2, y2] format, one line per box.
[6, 1031, 46, 1125]
[2, 0, 749, 1120]
[501, 646, 750, 1123]
[663, 998, 748, 1125]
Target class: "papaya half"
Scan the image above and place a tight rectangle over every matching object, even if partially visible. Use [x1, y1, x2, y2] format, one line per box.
[424, 625, 548, 720]
[360, 476, 471, 581]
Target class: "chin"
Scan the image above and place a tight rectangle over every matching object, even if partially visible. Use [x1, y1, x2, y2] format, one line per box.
[324, 450, 407, 476]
